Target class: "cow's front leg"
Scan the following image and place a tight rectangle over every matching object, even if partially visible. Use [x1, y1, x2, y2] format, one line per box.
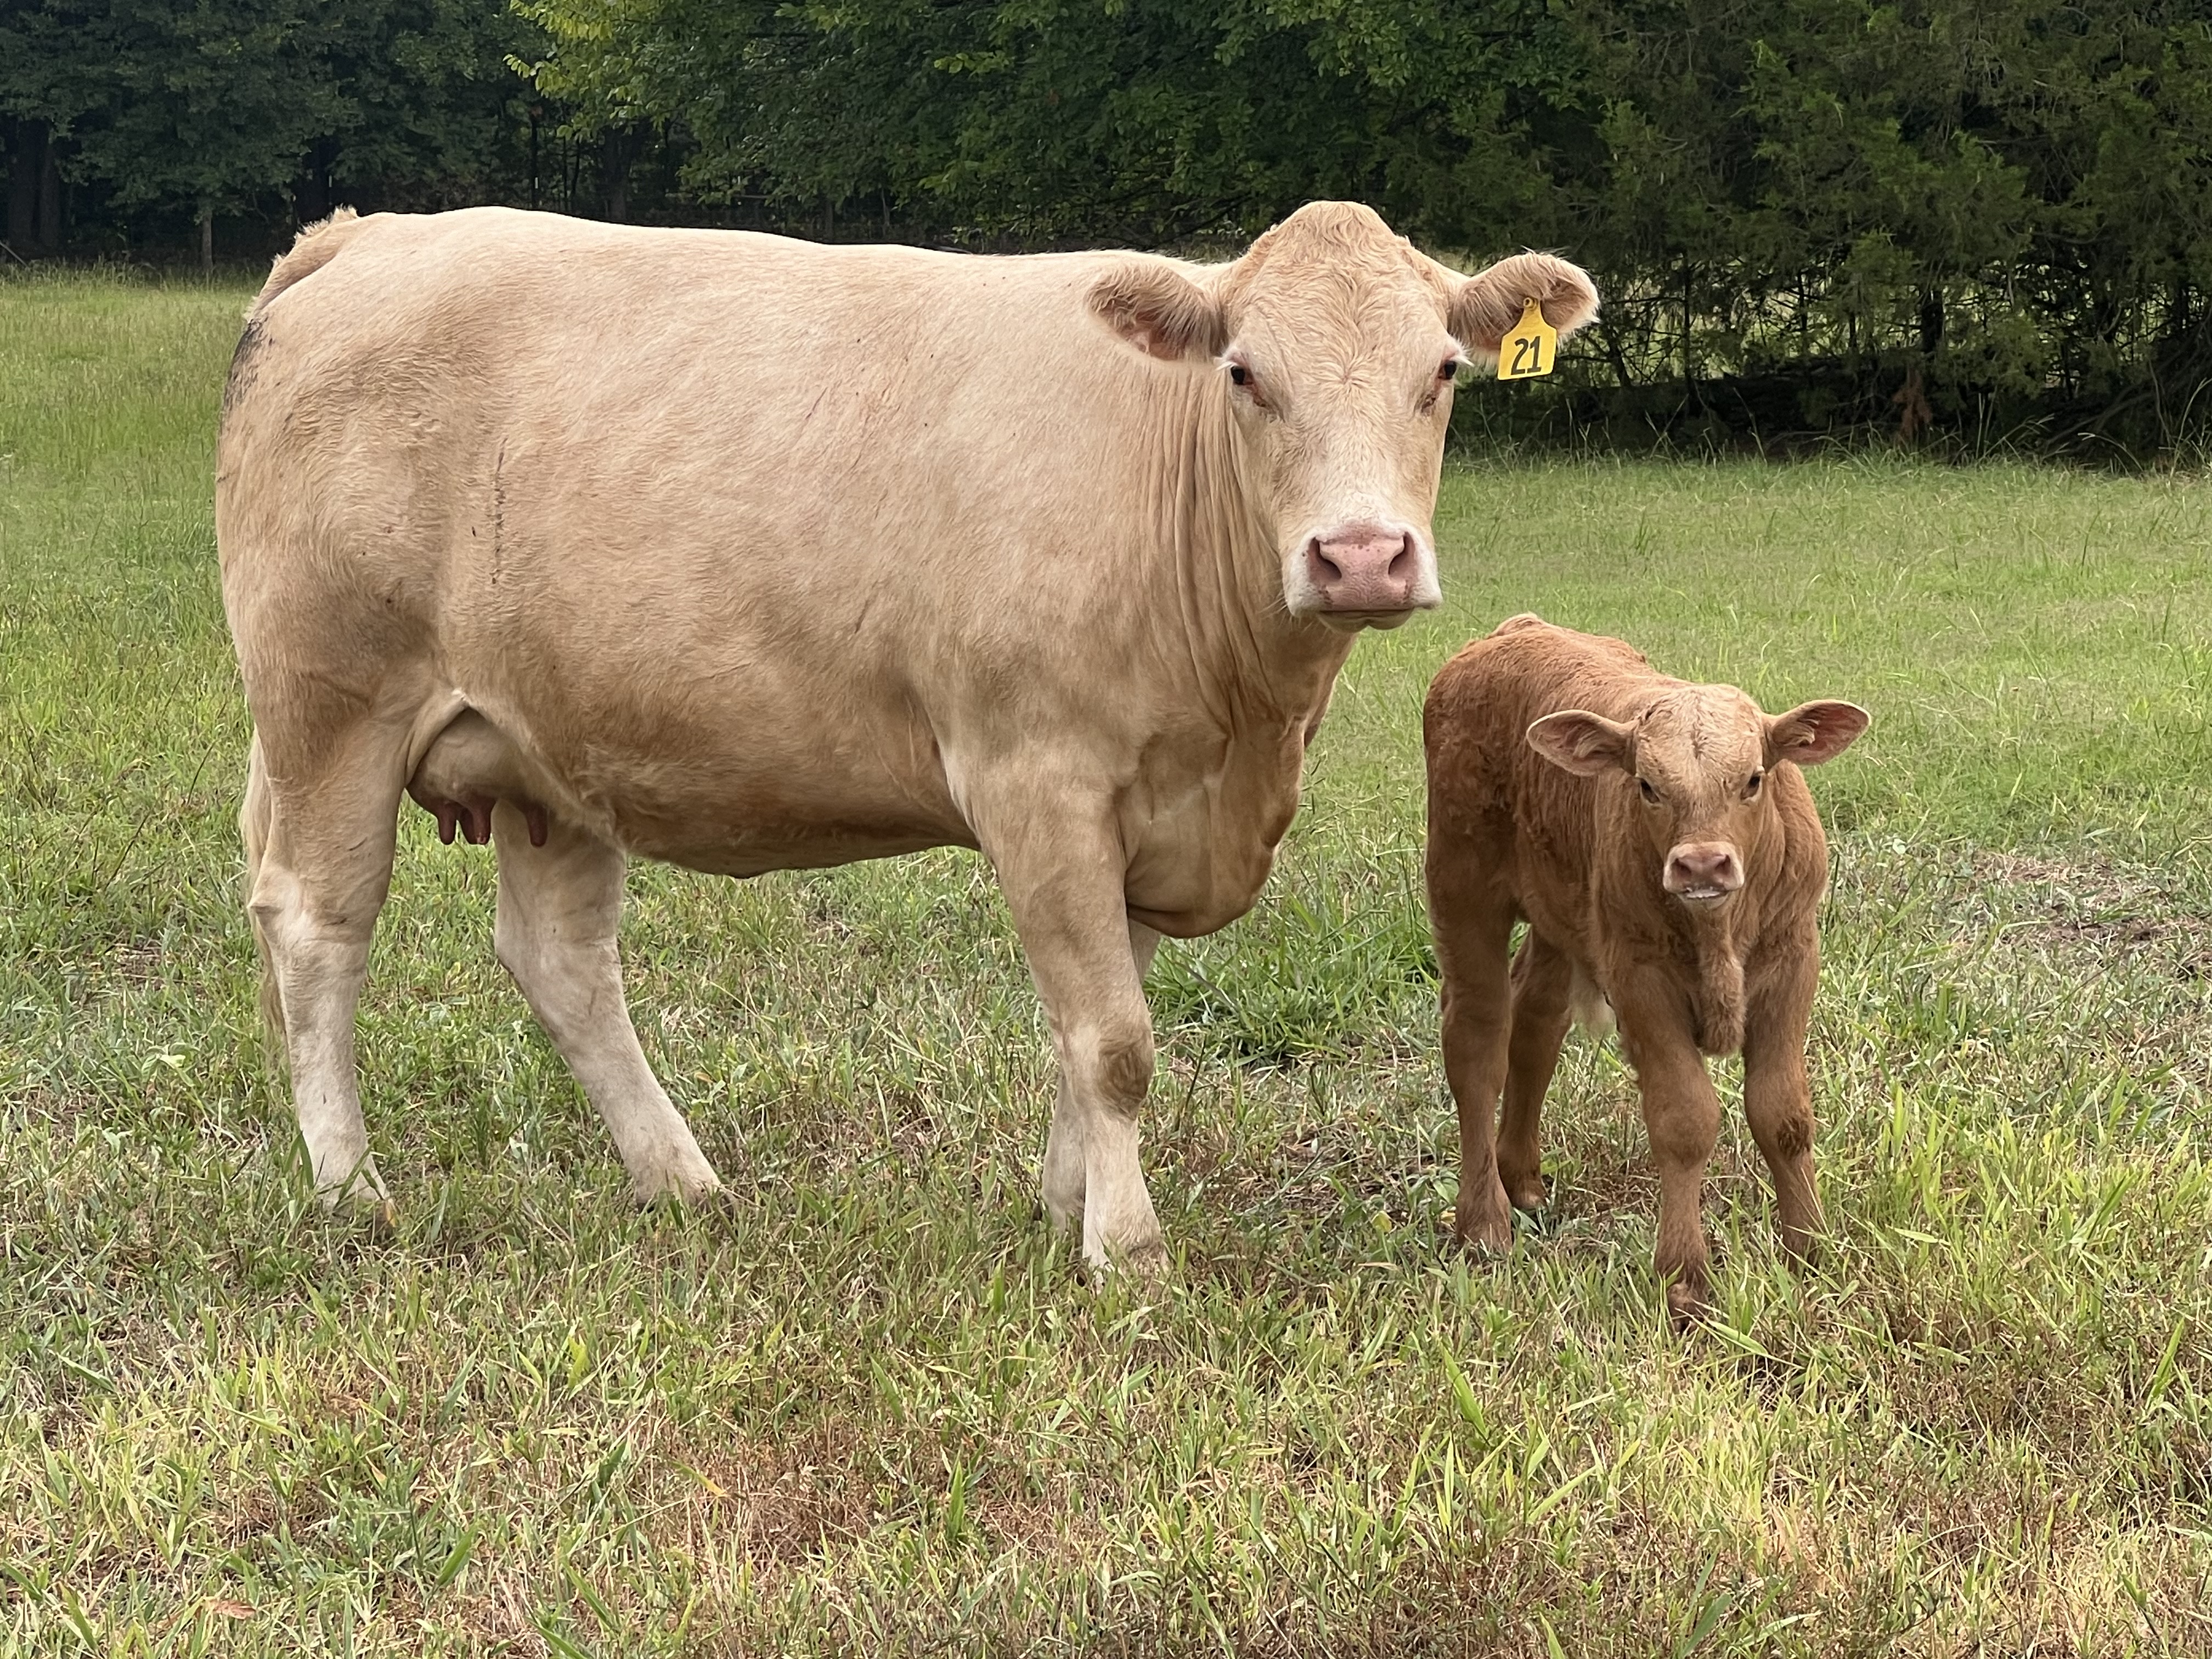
[1041, 919, 1161, 1243]
[988, 812, 1163, 1273]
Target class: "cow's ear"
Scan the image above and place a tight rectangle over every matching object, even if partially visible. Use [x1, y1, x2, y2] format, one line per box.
[1088, 261, 1225, 362]
[1765, 701, 1870, 768]
[1526, 710, 1634, 777]
[1451, 252, 1600, 362]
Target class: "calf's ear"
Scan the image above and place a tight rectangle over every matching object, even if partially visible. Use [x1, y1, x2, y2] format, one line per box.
[1451, 252, 1600, 360]
[1088, 261, 1226, 362]
[1765, 701, 1870, 768]
[1526, 710, 1635, 776]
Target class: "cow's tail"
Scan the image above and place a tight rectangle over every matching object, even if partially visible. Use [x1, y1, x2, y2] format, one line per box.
[250, 207, 364, 314]
[240, 735, 287, 1062]
[1568, 963, 1616, 1040]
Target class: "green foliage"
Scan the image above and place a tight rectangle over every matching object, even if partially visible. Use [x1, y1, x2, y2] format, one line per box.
[0, 0, 545, 252]
[8, 0, 2212, 441]
[512, 0, 2212, 450]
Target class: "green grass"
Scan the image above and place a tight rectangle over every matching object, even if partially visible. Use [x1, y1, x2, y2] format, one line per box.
[3, 269, 2210, 1656]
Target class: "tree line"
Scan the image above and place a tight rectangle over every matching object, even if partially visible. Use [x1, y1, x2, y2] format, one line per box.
[7, 0, 2210, 453]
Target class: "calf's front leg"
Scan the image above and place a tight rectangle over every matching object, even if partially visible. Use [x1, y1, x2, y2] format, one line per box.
[988, 810, 1164, 1273]
[1741, 951, 1824, 1263]
[1615, 981, 1723, 1323]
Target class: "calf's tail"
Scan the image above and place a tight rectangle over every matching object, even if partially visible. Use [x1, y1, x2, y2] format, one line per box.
[240, 735, 287, 1060]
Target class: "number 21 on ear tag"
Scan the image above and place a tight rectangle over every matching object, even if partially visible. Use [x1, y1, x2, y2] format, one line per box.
[1497, 298, 1557, 381]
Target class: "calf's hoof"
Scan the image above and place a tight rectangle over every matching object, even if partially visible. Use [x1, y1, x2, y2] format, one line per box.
[1502, 1171, 1549, 1212]
[1663, 1278, 1711, 1330]
[1777, 1221, 1823, 1268]
[1452, 1182, 1515, 1252]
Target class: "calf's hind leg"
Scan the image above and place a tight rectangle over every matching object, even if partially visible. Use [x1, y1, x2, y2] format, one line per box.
[1496, 932, 1572, 1212]
[490, 803, 721, 1203]
[1427, 845, 1516, 1249]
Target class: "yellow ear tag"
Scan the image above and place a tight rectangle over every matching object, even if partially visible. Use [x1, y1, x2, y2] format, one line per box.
[1496, 298, 1558, 381]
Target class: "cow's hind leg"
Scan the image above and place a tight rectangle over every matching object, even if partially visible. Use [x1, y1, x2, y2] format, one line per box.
[244, 730, 402, 1208]
[1496, 930, 1572, 1212]
[490, 803, 721, 1204]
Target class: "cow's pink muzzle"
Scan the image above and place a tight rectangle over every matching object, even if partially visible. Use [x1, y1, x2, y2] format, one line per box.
[1306, 523, 1427, 615]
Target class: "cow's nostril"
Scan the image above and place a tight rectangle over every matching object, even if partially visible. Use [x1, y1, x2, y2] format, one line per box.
[1308, 539, 1343, 583]
[1386, 535, 1414, 579]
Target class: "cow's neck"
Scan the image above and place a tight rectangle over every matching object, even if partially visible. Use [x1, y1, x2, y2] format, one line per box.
[1160, 389, 1357, 730]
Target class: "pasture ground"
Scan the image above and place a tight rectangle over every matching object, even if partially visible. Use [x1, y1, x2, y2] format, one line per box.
[3, 272, 2210, 1656]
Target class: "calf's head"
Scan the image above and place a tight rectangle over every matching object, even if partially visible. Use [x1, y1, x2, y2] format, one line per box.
[1088, 202, 1598, 631]
[1527, 689, 1869, 909]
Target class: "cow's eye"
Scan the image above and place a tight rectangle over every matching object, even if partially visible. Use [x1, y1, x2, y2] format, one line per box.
[1637, 777, 1660, 805]
[1439, 358, 1463, 381]
[1228, 363, 1250, 387]
[1745, 769, 1764, 799]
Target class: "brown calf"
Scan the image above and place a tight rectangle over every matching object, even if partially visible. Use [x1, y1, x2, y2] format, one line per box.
[1423, 616, 1868, 1320]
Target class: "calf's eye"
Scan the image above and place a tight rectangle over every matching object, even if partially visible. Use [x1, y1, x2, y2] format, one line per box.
[1229, 364, 1250, 387]
[1439, 358, 1463, 381]
[1745, 770, 1764, 799]
[1637, 777, 1660, 804]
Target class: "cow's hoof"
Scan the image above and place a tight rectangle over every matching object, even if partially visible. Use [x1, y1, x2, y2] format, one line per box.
[314, 1154, 391, 1216]
[1081, 1235, 1167, 1282]
[1777, 1223, 1822, 1268]
[629, 1156, 724, 1208]
[1041, 1189, 1085, 1238]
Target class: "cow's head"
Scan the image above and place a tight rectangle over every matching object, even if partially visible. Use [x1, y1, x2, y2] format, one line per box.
[1087, 202, 1598, 631]
[1526, 690, 1869, 909]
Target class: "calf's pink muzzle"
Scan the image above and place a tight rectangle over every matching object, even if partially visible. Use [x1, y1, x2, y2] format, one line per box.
[1665, 843, 1743, 905]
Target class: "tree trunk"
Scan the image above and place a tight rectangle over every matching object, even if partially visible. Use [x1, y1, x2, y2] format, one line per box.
[601, 129, 633, 222]
[199, 205, 213, 276]
[294, 144, 331, 227]
[8, 118, 47, 253]
[1918, 289, 1945, 359]
[35, 141, 58, 251]
[1681, 264, 1697, 405]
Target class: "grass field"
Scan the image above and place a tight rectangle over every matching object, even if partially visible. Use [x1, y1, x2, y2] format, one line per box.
[3, 270, 2210, 1656]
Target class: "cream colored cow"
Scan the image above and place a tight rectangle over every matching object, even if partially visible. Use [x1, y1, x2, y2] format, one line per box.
[218, 201, 1597, 1269]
